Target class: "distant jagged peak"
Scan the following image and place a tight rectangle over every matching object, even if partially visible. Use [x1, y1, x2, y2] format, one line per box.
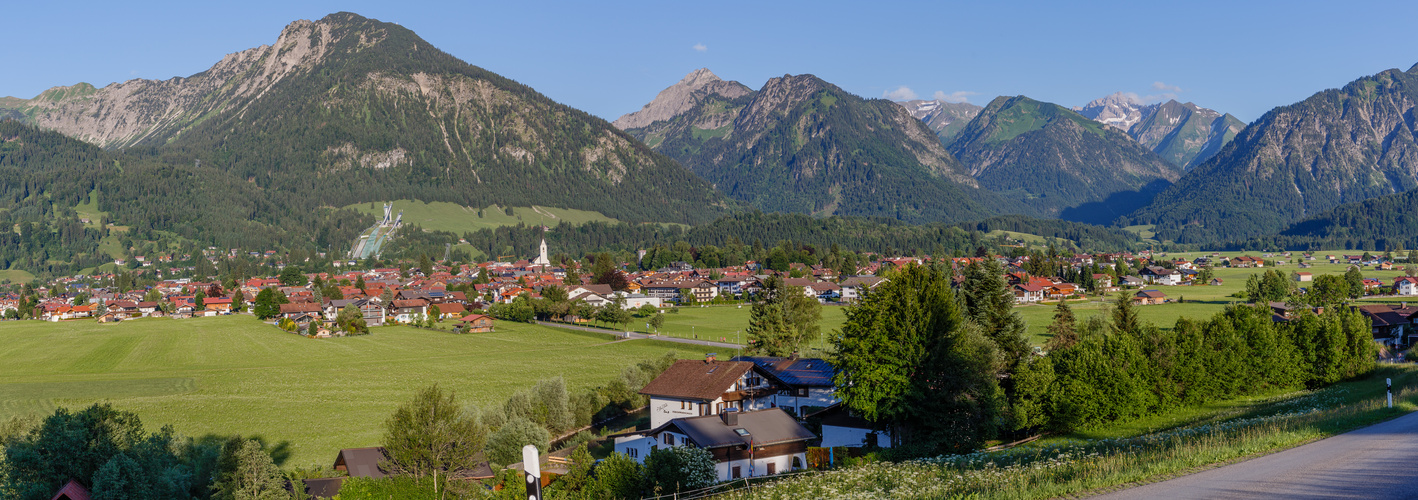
[613, 68, 752, 130]
[1081, 91, 1145, 110]
[678, 67, 722, 87]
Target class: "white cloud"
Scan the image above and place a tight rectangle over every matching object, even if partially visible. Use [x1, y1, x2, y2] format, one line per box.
[933, 90, 978, 103]
[1152, 81, 1182, 93]
[692, 43, 707, 52]
[882, 86, 918, 101]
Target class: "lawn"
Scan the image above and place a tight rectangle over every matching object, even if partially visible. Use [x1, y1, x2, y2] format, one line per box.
[0, 315, 710, 468]
[344, 200, 620, 235]
[616, 304, 848, 357]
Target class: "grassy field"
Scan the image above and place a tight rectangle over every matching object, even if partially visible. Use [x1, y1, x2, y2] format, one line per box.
[345, 200, 620, 235]
[0, 315, 710, 468]
[604, 304, 848, 357]
[1018, 250, 1416, 345]
[0, 268, 35, 284]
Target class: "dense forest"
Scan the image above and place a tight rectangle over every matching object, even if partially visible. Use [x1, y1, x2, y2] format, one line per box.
[382, 211, 1145, 268]
[1216, 187, 1418, 251]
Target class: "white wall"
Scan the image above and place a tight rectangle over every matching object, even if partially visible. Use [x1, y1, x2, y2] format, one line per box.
[613, 436, 656, 463]
[649, 397, 715, 428]
[715, 453, 807, 481]
[820, 425, 892, 448]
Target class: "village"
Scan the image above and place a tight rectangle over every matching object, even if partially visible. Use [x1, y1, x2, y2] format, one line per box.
[8, 235, 1418, 496]
[7, 238, 1418, 348]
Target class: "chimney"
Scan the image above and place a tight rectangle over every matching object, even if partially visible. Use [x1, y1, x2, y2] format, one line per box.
[706, 353, 717, 363]
[721, 409, 738, 426]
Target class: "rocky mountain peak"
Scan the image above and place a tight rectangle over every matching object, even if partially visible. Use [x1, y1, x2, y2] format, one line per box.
[612, 68, 752, 130]
[1075, 92, 1147, 132]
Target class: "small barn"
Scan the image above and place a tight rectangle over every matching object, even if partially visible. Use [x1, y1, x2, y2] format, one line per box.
[457, 314, 495, 333]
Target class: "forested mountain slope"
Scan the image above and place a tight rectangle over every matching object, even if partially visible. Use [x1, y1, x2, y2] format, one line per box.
[620, 70, 1031, 224]
[946, 96, 1181, 223]
[0, 12, 728, 225]
[1128, 63, 1418, 244]
[1221, 188, 1418, 251]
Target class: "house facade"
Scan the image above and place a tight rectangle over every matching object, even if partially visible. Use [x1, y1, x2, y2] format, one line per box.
[638, 356, 782, 428]
[732, 355, 838, 416]
[613, 408, 814, 481]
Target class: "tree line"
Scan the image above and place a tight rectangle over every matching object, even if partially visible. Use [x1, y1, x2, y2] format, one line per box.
[831, 262, 1377, 455]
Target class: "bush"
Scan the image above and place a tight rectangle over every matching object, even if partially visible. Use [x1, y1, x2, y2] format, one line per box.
[643, 446, 717, 495]
[485, 417, 550, 466]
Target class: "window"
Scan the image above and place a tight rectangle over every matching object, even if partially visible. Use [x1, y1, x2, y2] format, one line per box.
[627, 448, 637, 458]
[732, 466, 741, 479]
[797, 388, 809, 397]
[663, 434, 675, 446]
[680, 401, 687, 410]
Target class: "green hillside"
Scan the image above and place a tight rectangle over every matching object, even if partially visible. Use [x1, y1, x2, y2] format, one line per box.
[346, 200, 619, 235]
[947, 96, 1180, 222]
[1129, 64, 1418, 244]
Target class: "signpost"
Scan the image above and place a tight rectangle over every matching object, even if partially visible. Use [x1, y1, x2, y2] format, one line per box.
[1387, 378, 1393, 409]
[523, 444, 542, 500]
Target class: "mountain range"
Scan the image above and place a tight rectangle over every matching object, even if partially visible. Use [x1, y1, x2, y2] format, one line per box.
[614, 69, 1026, 223]
[0, 13, 729, 228]
[898, 99, 982, 142]
[5, 10, 1418, 264]
[944, 95, 1182, 223]
[1128, 63, 1418, 244]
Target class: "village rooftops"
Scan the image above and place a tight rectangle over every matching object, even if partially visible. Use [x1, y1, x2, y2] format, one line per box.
[650, 408, 815, 449]
[639, 359, 755, 401]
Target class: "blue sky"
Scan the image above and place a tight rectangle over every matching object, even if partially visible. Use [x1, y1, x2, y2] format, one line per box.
[4, 1, 1416, 123]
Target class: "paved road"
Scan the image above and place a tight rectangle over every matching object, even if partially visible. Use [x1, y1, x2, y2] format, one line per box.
[1094, 411, 1418, 499]
[535, 321, 743, 350]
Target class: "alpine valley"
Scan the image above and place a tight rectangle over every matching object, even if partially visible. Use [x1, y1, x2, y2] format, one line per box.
[5, 10, 1418, 279]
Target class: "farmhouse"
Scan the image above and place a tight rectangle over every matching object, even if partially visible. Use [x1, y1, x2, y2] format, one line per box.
[1395, 277, 1418, 296]
[638, 356, 781, 428]
[1134, 290, 1166, 305]
[1293, 272, 1313, 283]
[457, 314, 495, 333]
[613, 408, 815, 481]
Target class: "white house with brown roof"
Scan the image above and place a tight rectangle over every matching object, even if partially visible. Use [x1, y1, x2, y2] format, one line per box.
[638, 356, 782, 428]
[613, 408, 815, 481]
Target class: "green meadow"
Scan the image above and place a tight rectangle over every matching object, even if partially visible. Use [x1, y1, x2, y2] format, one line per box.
[622, 304, 849, 356]
[0, 315, 709, 468]
[1018, 250, 1416, 345]
[345, 200, 620, 235]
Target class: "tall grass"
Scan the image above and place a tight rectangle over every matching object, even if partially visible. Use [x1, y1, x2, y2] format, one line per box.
[720, 373, 1417, 499]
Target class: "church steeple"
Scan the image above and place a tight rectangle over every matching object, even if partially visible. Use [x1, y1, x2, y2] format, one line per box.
[532, 227, 551, 267]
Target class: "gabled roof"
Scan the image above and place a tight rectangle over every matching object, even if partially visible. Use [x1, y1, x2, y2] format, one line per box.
[335, 447, 388, 478]
[50, 479, 91, 500]
[639, 360, 755, 401]
[733, 356, 835, 388]
[660, 408, 815, 449]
